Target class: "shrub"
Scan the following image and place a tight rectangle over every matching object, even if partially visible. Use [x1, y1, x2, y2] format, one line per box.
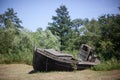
[91, 58, 120, 71]
[0, 52, 33, 65]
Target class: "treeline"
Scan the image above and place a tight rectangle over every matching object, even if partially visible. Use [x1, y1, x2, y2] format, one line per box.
[48, 5, 120, 61]
[0, 8, 60, 64]
[0, 5, 120, 66]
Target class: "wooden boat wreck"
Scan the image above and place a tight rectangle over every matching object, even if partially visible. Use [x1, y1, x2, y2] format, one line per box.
[33, 44, 100, 71]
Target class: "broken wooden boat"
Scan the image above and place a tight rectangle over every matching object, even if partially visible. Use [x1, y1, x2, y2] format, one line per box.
[33, 44, 100, 71]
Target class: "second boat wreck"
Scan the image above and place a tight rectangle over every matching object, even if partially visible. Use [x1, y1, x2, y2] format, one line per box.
[33, 44, 100, 71]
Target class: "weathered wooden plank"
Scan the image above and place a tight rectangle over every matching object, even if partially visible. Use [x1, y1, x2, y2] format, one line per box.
[44, 49, 73, 57]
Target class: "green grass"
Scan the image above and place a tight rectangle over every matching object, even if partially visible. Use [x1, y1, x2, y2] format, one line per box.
[91, 58, 120, 71]
[0, 51, 33, 65]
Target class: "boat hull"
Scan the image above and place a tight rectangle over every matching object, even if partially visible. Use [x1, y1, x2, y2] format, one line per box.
[33, 50, 75, 71]
[33, 48, 100, 71]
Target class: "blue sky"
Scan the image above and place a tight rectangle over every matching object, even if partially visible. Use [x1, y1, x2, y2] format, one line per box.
[0, 0, 120, 31]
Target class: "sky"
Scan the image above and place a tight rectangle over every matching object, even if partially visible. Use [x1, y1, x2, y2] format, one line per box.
[0, 0, 120, 32]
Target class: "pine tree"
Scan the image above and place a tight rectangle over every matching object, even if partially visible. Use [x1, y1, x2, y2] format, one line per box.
[48, 5, 71, 50]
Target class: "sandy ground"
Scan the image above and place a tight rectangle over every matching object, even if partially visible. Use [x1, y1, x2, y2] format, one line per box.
[0, 64, 120, 80]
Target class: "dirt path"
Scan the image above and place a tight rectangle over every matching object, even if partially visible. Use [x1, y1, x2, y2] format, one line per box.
[0, 64, 120, 80]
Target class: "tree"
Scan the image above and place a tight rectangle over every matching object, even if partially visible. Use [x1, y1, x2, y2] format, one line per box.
[0, 19, 15, 54]
[98, 14, 120, 60]
[0, 8, 23, 54]
[66, 18, 84, 51]
[0, 8, 22, 29]
[48, 5, 71, 50]
[71, 18, 83, 33]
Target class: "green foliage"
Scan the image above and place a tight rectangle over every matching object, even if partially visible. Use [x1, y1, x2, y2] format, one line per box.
[0, 28, 33, 64]
[32, 28, 60, 50]
[0, 51, 33, 65]
[0, 8, 22, 28]
[0, 19, 15, 54]
[97, 14, 120, 60]
[48, 6, 120, 62]
[0, 8, 33, 64]
[48, 5, 72, 51]
[0, 8, 23, 54]
[97, 40, 114, 60]
[91, 59, 120, 71]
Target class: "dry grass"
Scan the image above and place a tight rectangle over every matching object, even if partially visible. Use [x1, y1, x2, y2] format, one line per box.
[0, 64, 120, 80]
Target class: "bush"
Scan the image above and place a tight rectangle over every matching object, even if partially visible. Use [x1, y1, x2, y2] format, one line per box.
[0, 52, 33, 65]
[91, 58, 120, 71]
